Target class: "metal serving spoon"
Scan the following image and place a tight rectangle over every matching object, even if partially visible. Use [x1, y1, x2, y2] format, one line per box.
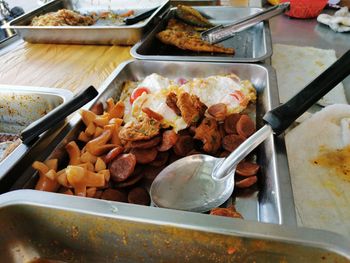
[150, 50, 350, 213]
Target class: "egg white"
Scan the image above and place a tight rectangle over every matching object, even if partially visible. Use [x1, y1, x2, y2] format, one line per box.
[121, 73, 256, 132]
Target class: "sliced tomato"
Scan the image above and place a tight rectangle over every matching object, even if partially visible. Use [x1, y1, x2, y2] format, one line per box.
[130, 87, 150, 104]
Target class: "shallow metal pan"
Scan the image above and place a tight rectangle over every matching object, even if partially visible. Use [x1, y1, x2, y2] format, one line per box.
[0, 189, 349, 262]
[6, 60, 296, 226]
[5, 0, 169, 45]
[131, 6, 272, 62]
[170, 0, 219, 5]
[0, 85, 73, 185]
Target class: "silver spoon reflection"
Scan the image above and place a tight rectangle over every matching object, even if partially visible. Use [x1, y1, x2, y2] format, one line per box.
[150, 125, 272, 213]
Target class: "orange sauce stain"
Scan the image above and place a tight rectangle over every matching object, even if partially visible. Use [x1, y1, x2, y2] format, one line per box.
[311, 145, 350, 182]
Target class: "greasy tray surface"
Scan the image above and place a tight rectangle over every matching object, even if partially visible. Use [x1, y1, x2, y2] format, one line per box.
[0, 85, 72, 184]
[6, 0, 169, 45]
[131, 7, 272, 62]
[0, 190, 349, 262]
[0, 86, 71, 134]
[9, 60, 296, 226]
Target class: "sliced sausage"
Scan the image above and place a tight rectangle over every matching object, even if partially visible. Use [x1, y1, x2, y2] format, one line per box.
[130, 147, 158, 164]
[142, 165, 166, 185]
[219, 151, 230, 158]
[210, 206, 243, 219]
[101, 188, 128, 202]
[224, 113, 241, 134]
[90, 102, 104, 115]
[130, 136, 161, 149]
[173, 135, 194, 156]
[58, 187, 73, 195]
[189, 125, 197, 136]
[236, 114, 255, 138]
[178, 129, 191, 136]
[104, 146, 124, 164]
[114, 173, 143, 188]
[94, 190, 103, 199]
[218, 123, 226, 139]
[149, 151, 169, 167]
[168, 151, 181, 164]
[222, 134, 245, 152]
[208, 103, 227, 121]
[158, 130, 179, 152]
[109, 153, 136, 182]
[235, 176, 258, 188]
[128, 187, 151, 206]
[236, 161, 260, 177]
[186, 149, 201, 156]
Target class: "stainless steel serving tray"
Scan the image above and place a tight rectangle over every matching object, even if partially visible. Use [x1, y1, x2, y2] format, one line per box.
[0, 189, 349, 262]
[6, 60, 296, 226]
[5, 0, 169, 45]
[170, 0, 218, 5]
[131, 6, 272, 62]
[0, 85, 73, 188]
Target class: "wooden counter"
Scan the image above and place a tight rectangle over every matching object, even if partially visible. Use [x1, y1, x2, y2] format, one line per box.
[0, 41, 132, 93]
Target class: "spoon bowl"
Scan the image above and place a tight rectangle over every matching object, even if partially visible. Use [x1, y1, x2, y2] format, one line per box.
[150, 154, 234, 213]
[150, 124, 272, 212]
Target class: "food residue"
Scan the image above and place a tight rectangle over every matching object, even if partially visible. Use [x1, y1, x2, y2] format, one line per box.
[312, 145, 350, 182]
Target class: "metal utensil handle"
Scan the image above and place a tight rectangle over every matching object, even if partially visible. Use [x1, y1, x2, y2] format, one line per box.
[123, 7, 158, 25]
[21, 86, 98, 144]
[201, 2, 290, 44]
[264, 49, 350, 135]
[214, 49, 350, 180]
[212, 125, 272, 180]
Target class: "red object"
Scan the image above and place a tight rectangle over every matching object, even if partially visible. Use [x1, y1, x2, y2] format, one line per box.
[282, 0, 328, 18]
[130, 86, 150, 104]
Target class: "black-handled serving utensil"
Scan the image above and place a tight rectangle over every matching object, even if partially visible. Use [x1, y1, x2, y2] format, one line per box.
[21, 86, 98, 144]
[123, 7, 159, 25]
[150, 50, 350, 213]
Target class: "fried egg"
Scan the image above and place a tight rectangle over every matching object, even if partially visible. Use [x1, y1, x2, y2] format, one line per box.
[180, 74, 256, 114]
[121, 73, 256, 132]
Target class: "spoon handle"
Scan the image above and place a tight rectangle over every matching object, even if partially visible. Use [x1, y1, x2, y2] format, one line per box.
[123, 7, 158, 25]
[212, 125, 272, 180]
[264, 49, 350, 135]
[213, 49, 350, 180]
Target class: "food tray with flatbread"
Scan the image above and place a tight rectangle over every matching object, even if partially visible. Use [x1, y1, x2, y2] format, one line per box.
[5, 60, 296, 226]
[131, 6, 272, 62]
[5, 0, 169, 45]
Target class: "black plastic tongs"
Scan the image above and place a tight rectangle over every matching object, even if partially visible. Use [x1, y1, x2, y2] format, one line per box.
[123, 6, 159, 25]
[20, 86, 98, 144]
[201, 2, 290, 44]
